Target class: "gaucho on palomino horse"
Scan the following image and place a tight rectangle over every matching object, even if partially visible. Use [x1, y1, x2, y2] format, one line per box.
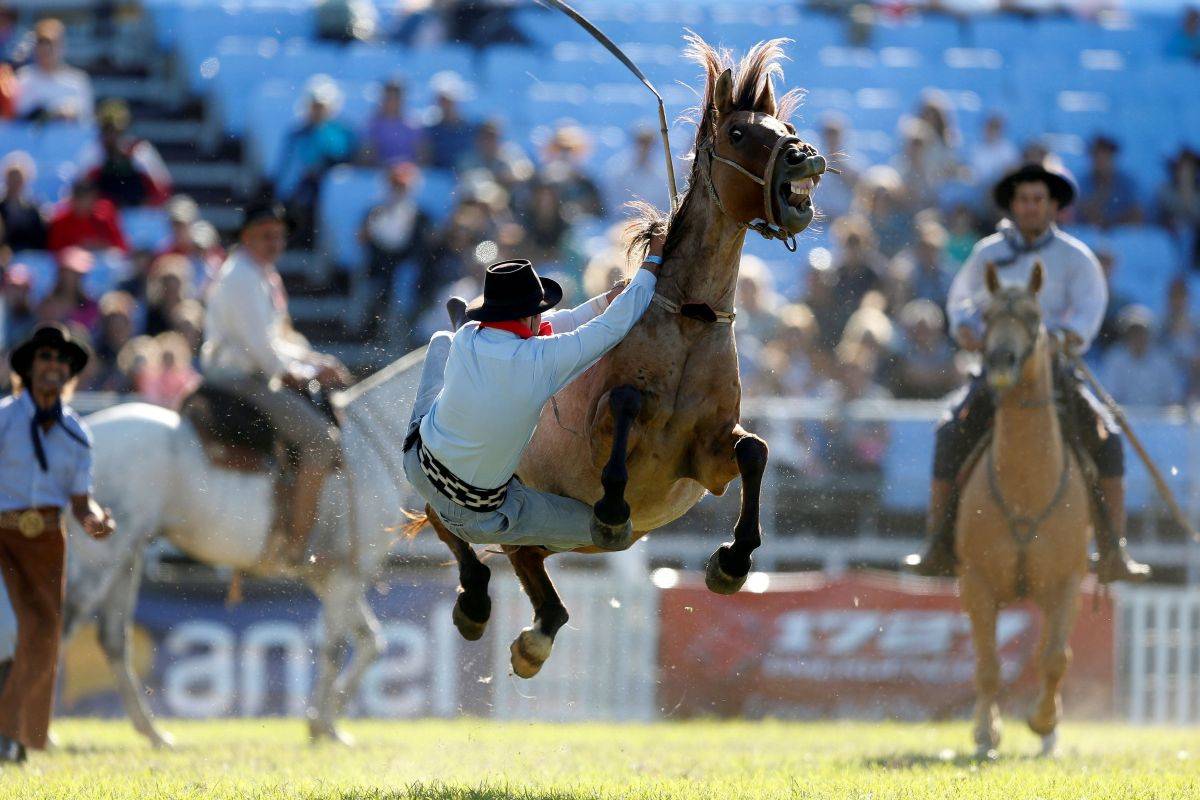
[904, 163, 1150, 584]
[189, 200, 350, 569]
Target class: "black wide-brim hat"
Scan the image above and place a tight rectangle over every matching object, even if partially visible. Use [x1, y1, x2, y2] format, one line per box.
[993, 163, 1076, 210]
[465, 259, 563, 322]
[9, 322, 91, 379]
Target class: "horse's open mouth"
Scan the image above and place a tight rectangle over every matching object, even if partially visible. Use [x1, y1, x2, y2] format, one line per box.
[775, 173, 818, 233]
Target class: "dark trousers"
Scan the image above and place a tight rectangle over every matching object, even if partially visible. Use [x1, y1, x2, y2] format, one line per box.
[0, 522, 66, 750]
[933, 368, 1124, 482]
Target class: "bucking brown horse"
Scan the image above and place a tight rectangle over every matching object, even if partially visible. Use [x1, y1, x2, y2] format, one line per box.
[425, 35, 827, 677]
[959, 262, 1092, 758]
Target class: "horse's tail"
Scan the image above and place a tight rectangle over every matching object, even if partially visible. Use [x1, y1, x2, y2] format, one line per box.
[397, 508, 429, 539]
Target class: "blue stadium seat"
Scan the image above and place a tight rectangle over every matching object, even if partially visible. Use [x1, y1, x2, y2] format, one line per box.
[121, 208, 171, 252]
[0, 122, 92, 204]
[9, 250, 58, 302]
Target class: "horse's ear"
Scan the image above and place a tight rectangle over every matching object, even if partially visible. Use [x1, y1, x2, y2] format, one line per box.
[714, 68, 734, 117]
[985, 261, 1001, 295]
[757, 78, 777, 116]
[1028, 261, 1044, 295]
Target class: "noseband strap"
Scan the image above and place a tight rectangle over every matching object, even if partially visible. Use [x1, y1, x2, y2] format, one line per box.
[699, 133, 806, 252]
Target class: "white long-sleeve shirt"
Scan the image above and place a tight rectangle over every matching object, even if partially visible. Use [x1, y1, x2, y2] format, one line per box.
[420, 268, 657, 489]
[16, 64, 94, 123]
[201, 249, 311, 380]
[947, 221, 1107, 353]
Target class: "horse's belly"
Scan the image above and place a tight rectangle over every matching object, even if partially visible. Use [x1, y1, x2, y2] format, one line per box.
[169, 445, 274, 568]
[630, 478, 707, 531]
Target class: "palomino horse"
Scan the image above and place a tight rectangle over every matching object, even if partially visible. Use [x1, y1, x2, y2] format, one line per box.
[62, 352, 428, 747]
[427, 36, 827, 677]
[959, 262, 1091, 758]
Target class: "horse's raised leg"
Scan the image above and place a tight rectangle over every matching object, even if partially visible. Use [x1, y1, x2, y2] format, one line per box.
[706, 427, 768, 595]
[505, 547, 569, 679]
[591, 385, 642, 550]
[96, 553, 174, 749]
[1028, 577, 1081, 757]
[962, 570, 1002, 759]
[429, 507, 491, 641]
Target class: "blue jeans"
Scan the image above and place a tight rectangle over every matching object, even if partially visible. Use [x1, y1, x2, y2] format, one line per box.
[403, 332, 596, 551]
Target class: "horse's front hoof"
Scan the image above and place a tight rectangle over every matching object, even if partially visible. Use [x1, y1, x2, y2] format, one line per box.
[148, 730, 176, 750]
[308, 718, 355, 747]
[590, 514, 633, 551]
[452, 598, 489, 642]
[973, 746, 999, 762]
[1038, 731, 1059, 758]
[705, 545, 749, 595]
[510, 628, 552, 679]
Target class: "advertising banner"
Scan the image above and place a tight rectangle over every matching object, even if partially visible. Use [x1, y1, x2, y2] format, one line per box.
[658, 571, 1114, 720]
[59, 574, 493, 718]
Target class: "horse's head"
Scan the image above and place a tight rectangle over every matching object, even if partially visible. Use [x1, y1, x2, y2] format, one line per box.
[982, 261, 1045, 394]
[690, 37, 827, 245]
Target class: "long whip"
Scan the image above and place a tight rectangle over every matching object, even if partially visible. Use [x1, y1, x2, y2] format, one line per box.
[1071, 354, 1199, 542]
[534, 0, 679, 210]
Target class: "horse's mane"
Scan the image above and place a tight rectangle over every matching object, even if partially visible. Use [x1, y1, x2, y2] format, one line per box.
[623, 34, 803, 266]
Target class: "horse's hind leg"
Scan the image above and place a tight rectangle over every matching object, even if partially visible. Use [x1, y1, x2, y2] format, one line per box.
[97, 553, 174, 749]
[962, 570, 1002, 759]
[706, 427, 768, 595]
[1028, 576, 1082, 756]
[506, 547, 568, 679]
[308, 572, 380, 746]
[592, 384, 642, 550]
[429, 507, 491, 641]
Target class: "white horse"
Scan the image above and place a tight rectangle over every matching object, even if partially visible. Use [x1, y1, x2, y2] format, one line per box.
[62, 350, 425, 747]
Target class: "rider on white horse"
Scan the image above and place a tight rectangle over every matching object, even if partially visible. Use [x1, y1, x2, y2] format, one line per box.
[201, 200, 349, 566]
[403, 233, 664, 552]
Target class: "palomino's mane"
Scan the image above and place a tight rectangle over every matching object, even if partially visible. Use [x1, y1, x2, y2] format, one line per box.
[623, 34, 803, 264]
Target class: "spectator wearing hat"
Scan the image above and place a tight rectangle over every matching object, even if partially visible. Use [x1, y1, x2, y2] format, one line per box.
[363, 78, 423, 166]
[82, 99, 172, 208]
[458, 118, 533, 195]
[828, 215, 888, 341]
[1, 263, 35, 349]
[816, 112, 862, 221]
[1101, 306, 1184, 407]
[46, 180, 129, 254]
[0, 323, 114, 763]
[361, 162, 434, 333]
[36, 247, 99, 332]
[1078, 136, 1143, 228]
[893, 300, 962, 399]
[14, 18, 92, 123]
[143, 254, 192, 336]
[155, 195, 224, 291]
[423, 71, 478, 171]
[0, 152, 46, 252]
[201, 200, 348, 567]
[891, 117, 943, 212]
[274, 75, 357, 244]
[853, 165, 911, 257]
[88, 290, 136, 391]
[538, 125, 603, 219]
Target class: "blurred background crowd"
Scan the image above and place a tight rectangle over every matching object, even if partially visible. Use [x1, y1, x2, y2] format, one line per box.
[1, 0, 1198, 442]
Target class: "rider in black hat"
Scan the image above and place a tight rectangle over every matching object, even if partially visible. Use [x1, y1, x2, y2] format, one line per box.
[402, 234, 664, 553]
[0, 323, 114, 763]
[904, 163, 1150, 584]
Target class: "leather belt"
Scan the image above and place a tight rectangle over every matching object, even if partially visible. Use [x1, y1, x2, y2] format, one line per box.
[0, 508, 62, 539]
[414, 437, 508, 513]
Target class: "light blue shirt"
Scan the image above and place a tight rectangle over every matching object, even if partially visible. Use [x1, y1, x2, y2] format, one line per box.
[947, 221, 1107, 353]
[0, 393, 93, 511]
[420, 268, 658, 489]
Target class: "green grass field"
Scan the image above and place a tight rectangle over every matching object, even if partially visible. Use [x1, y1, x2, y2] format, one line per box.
[3, 719, 1197, 799]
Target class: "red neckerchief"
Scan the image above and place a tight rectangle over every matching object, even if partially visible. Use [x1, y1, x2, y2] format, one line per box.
[478, 320, 554, 339]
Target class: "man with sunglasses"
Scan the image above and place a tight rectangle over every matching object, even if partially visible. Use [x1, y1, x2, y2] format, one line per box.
[0, 323, 114, 764]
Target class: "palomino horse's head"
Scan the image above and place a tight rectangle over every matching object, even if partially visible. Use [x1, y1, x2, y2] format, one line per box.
[982, 260, 1045, 394]
[688, 36, 826, 246]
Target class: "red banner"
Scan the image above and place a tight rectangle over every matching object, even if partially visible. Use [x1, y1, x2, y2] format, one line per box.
[657, 571, 1114, 719]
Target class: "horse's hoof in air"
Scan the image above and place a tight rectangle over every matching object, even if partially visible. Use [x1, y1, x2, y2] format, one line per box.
[1038, 731, 1059, 758]
[452, 598, 489, 642]
[705, 545, 748, 595]
[590, 514, 633, 551]
[510, 628, 552, 679]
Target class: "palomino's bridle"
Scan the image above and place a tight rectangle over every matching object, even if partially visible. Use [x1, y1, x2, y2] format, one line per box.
[696, 116, 826, 253]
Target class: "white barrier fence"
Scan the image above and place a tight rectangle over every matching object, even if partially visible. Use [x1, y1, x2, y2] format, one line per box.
[1119, 586, 1200, 725]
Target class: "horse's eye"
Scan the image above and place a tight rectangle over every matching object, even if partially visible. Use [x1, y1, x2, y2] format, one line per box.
[730, 127, 744, 144]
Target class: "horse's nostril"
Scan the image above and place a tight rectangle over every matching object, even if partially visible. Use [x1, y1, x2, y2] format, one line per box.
[785, 148, 805, 166]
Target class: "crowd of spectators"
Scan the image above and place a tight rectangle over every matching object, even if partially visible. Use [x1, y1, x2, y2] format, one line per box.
[2, 5, 1200, 446]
